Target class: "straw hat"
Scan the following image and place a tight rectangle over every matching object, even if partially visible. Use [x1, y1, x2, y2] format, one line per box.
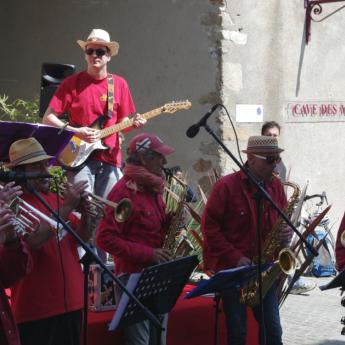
[8, 138, 53, 167]
[242, 136, 284, 155]
[77, 28, 119, 57]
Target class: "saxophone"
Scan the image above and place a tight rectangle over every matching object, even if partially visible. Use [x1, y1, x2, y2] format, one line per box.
[239, 180, 301, 307]
[163, 173, 192, 258]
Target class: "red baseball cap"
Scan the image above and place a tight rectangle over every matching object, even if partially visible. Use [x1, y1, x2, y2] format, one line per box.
[128, 133, 175, 156]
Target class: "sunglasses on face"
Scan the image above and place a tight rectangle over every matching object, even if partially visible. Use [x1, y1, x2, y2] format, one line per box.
[252, 154, 281, 164]
[85, 48, 107, 57]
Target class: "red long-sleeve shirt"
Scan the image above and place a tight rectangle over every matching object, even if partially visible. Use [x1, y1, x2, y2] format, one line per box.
[0, 241, 31, 345]
[202, 170, 287, 272]
[96, 177, 168, 274]
[10, 192, 83, 324]
[335, 212, 345, 271]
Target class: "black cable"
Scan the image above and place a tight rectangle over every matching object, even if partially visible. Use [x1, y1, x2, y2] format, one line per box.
[217, 104, 245, 165]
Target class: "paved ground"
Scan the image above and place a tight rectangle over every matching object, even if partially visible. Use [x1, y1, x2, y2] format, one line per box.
[280, 276, 344, 345]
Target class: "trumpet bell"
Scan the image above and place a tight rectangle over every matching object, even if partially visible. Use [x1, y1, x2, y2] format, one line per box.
[114, 198, 132, 222]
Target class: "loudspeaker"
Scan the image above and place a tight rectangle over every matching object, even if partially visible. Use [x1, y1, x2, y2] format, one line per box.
[39, 63, 76, 117]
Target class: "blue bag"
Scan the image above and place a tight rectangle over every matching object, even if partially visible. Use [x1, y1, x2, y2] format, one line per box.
[306, 227, 337, 277]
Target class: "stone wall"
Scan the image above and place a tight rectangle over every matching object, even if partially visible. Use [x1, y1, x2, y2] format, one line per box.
[1, 0, 344, 225]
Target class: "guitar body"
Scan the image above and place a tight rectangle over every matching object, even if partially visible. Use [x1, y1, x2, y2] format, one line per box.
[57, 101, 192, 171]
[58, 116, 108, 171]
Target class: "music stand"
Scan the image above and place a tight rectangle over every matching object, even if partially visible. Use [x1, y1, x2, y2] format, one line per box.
[109, 255, 199, 345]
[185, 263, 272, 345]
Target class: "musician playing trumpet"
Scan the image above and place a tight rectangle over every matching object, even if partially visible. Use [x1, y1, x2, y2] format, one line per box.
[7, 137, 96, 345]
[0, 184, 32, 345]
[97, 132, 174, 345]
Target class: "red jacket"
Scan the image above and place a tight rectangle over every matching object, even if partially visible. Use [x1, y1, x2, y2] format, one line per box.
[11, 192, 83, 324]
[96, 177, 168, 274]
[335, 212, 345, 271]
[202, 170, 287, 272]
[0, 241, 31, 345]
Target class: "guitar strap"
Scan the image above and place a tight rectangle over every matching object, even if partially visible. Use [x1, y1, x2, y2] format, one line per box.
[107, 74, 114, 118]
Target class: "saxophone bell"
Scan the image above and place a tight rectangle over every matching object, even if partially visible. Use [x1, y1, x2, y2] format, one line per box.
[278, 248, 297, 275]
[341, 230, 345, 248]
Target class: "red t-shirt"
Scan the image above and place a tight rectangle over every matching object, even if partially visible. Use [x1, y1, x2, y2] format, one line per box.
[202, 170, 287, 271]
[49, 71, 136, 167]
[96, 177, 168, 274]
[10, 192, 83, 323]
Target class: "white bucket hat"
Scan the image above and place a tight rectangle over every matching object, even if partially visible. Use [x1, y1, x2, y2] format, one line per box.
[77, 28, 119, 56]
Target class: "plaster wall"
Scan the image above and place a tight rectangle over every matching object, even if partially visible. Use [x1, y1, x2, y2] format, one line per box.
[1, 0, 344, 227]
[0, 0, 218, 183]
[218, 1, 345, 227]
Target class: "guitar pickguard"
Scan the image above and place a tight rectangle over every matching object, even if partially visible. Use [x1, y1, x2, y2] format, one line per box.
[58, 136, 107, 169]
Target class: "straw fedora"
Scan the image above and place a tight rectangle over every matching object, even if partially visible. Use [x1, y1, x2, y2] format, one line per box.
[242, 136, 284, 155]
[77, 28, 119, 57]
[8, 138, 53, 167]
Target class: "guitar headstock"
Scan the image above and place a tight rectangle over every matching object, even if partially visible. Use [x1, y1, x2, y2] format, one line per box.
[162, 100, 192, 114]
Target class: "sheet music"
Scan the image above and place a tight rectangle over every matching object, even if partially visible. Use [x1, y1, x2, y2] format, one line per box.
[108, 272, 141, 331]
[185, 263, 272, 299]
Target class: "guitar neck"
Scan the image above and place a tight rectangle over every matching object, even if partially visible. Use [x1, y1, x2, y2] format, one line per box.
[99, 107, 164, 139]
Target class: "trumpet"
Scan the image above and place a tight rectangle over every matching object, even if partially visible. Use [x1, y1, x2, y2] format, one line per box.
[86, 192, 132, 223]
[59, 185, 132, 223]
[0, 184, 66, 239]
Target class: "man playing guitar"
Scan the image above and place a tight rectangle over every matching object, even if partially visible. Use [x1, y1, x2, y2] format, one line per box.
[43, 28, 146, 200]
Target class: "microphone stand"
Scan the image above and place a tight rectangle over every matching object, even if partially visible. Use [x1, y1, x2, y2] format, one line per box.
[25, 182, 163, 342]
[190, 119, 318, 344]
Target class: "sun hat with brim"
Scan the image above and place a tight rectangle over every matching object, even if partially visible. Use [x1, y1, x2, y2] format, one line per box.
[128, 133, 175, 156]
[77, 28, 119, 57]
[8, 137, 53, 167]
[242, 135, 284, 155]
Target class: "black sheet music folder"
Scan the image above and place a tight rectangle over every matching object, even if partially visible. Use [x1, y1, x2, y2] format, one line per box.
[109, 255, 199, 331]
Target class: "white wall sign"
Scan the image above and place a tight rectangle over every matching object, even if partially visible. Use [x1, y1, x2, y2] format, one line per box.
[236, 104, 263, 123]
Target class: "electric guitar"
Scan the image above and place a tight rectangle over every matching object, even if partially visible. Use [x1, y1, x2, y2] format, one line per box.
[57, 100, 192, 170]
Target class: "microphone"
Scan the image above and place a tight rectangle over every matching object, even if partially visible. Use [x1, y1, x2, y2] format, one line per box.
[0, 171, 52, 182]
[186, 104, 219, 138]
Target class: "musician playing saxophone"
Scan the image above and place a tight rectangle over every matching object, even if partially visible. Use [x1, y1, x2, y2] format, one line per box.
[7, 137, 96, 345]
[335, 213, 345, 271]
[96, 132, 174, 345]
[202, 136, 292, 345]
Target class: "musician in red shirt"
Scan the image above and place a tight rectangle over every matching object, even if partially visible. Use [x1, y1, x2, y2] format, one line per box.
[7, 137, 96, 345]
[335, 213, 345, 271]
[0, 184, 32, 345]
[97, 132, 174, 345]
[202, 136, 290, 345]
[43, 28, 146, 200]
